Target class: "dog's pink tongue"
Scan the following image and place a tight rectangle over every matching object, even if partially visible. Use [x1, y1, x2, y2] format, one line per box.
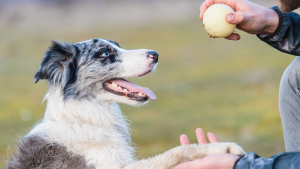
[111, 79, 156, 100]
[141, 87, 156, 100]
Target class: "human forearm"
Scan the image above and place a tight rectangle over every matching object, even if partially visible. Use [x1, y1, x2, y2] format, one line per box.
[258, 6, 300, 56]
[262, 8, 279, 35]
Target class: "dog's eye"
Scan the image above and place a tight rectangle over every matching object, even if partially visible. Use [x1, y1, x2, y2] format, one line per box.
[101, 51, 110, 57]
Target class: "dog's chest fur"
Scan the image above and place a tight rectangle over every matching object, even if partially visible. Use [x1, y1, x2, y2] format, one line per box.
[6, 89, 135, 169]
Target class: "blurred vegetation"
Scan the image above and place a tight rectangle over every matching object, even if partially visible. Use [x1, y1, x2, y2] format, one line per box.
[0, 0, 296, 167]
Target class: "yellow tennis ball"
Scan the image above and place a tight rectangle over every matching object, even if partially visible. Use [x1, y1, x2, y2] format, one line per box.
[203, 4, 236, 38]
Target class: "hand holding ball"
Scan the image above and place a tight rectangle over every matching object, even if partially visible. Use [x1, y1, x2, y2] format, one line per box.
[203, 4, 236, 38]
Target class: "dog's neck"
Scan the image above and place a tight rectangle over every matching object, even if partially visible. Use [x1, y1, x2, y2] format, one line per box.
[44, 88, 126, 128]
[29, 88, 133, 155]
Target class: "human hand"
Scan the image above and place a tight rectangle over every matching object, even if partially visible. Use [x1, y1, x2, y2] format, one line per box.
[175, 128, 240, 169]
[200, 0, 279, 40]
[175, 153, 240, 169]
[180, 128, 219, 145]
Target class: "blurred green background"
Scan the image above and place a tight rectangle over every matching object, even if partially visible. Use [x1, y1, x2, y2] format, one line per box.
[0, 0, 297, 167]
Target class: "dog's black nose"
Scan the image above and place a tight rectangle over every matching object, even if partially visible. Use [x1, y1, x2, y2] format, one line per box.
[147, 51, 159, 63]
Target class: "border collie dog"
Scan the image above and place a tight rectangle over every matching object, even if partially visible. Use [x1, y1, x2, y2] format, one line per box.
[5, 39, 245, 169]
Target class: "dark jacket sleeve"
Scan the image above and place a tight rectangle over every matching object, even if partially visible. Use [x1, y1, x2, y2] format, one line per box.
[233, 152, 300, 169]
[257, 6, 300, 56]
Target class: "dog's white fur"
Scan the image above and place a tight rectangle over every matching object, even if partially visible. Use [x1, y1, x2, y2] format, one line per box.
[29, 88, 135, 168]
[27, 87, 245, 169]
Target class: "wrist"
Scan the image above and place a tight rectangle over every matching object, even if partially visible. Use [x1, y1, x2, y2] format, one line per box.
[263, 8, 279, 35]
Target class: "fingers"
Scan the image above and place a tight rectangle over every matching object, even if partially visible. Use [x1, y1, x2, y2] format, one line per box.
[236, 25, 243, 30]
[174, 159, 203, 169]
[174, 161, 193, 169]
[181, 129, 220, 146]
[224, 33, 241, 41]
[200, 0, 215, 19]
[180, 134, 190, 145]
[196, 128, 207, 144]
[207, 132, 219, 143]
[200, 0, 232, 19]
[226, 12, 251, 25]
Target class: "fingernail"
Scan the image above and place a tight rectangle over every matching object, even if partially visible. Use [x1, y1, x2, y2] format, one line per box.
[200, 11, 203, 18]
[227, 14, 235, 23]
[227, 37, 237, 41]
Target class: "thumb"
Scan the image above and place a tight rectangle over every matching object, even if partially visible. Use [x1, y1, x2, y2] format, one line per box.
[226, 12, 251, 25]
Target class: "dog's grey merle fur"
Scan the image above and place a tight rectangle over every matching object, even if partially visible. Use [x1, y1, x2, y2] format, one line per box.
[5, 38, 148, 169]
[5, 136, 95, 169]
[34, 40, 123, 99]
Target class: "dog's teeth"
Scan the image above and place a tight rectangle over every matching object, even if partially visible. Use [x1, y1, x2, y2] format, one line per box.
[112, 82, 118, 88]
[123, 89, 128, 92]
[118, 86, 122, 90]
[138, 92, 143, 96]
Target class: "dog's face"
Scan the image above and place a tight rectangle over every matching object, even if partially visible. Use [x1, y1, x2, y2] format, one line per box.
[34, 39, 158, 106]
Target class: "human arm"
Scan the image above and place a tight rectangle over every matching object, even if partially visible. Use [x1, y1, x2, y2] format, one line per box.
[234, 151, 300, 169]
[257, 6, 300, 56]
[176, 151, 300, 169]
[175, 128, 300, 169]
[200, 0, 279, 40]
[200, 0, 300, 55]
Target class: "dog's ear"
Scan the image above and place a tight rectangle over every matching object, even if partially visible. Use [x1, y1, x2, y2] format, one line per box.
[34, 41, 78, 88]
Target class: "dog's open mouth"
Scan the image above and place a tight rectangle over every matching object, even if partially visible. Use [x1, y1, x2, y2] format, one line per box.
[103, 79, 156, 102]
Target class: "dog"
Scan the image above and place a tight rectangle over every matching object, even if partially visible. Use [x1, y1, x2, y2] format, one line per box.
[5, 39, 245, 169]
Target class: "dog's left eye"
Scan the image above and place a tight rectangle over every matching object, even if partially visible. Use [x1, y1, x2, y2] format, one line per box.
[101, 51, 110, 57]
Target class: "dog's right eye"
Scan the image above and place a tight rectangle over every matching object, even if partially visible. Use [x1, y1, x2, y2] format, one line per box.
[101, 51, 110, 57]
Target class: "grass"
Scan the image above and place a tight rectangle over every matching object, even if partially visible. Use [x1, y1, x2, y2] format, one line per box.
[0, 1, 294, 167]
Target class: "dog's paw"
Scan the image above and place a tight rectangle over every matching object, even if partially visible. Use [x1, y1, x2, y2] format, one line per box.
[225, 143, 245, 156]
[208, 142, 246, 157]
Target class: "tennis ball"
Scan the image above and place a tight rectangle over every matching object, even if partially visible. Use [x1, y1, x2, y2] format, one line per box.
[203, 4, 236, 38]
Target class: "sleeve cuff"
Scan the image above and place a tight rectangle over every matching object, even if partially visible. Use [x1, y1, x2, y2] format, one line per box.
[257, 6, 283, 41]
[233, 151, 293, 169]
[233, 155, 245, 169]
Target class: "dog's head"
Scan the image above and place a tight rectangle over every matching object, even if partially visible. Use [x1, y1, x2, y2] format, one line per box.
[34, 39, 158, 106]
